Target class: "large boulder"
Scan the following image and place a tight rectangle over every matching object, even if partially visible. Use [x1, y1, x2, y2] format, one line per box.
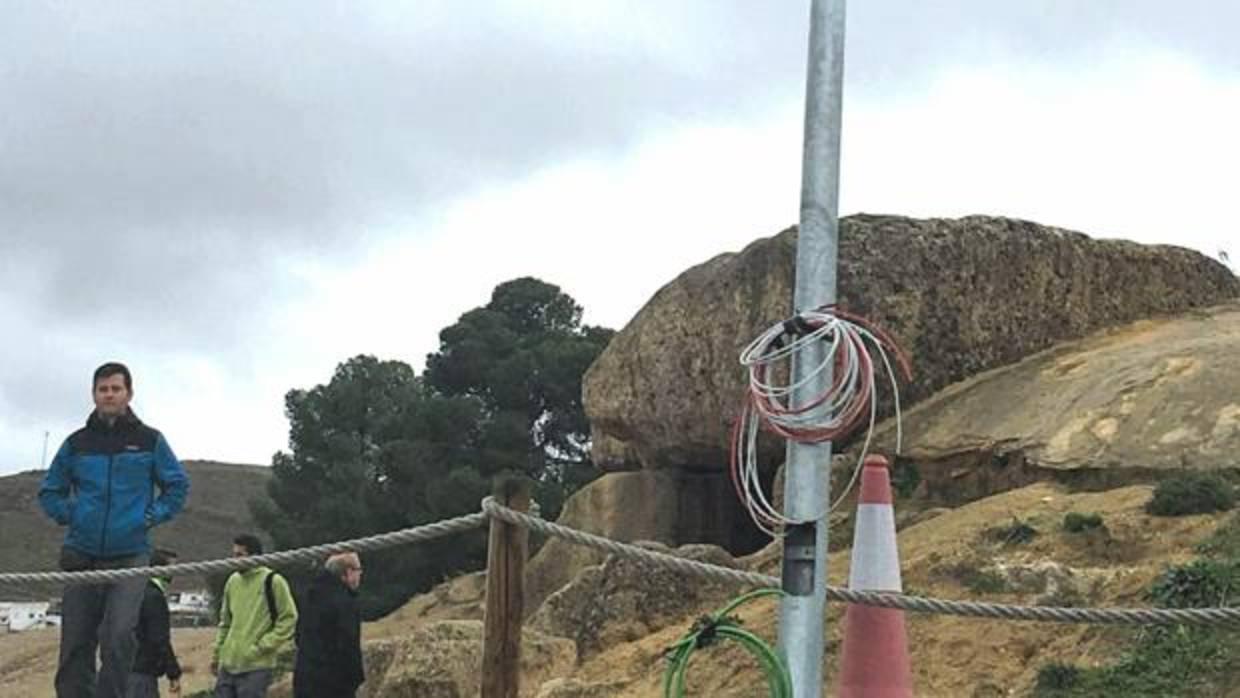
[525, 470, 764, 612]
[584, 214, 1240, 471]
[528, 541, 746, 659]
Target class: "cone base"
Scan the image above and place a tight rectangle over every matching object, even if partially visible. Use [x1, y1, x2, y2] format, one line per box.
[837, 605, 913, 698]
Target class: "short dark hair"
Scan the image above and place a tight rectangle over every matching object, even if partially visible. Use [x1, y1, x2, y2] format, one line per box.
[93, 362, 133, 392]
[151, 548, 178, 567]
[233, 534, 264, 556]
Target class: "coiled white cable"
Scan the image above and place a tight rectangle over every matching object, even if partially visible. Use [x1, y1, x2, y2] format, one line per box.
[730, 307, 910, 537]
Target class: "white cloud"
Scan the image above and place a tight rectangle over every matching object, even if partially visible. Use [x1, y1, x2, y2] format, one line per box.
[843, 47, 1239, 259]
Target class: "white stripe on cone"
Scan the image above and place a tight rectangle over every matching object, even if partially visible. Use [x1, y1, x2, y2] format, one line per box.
[849, 503, 902, 592]
[837, 455, 913, 698]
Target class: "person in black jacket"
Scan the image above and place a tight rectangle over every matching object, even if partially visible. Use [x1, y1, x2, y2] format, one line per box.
[128, 549, 182, 698]
[293, 552, 364, 698]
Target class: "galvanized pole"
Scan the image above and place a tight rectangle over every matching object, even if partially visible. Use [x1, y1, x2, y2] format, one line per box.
[777, 0, 846, 696]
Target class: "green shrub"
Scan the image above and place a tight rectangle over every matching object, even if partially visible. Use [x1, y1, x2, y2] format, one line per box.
[957, 566, 1008, 594]
[1063, 512, 1104, 533]
[1032, 626, 1234, 696]
[1149, 560, 1240, 609]
[1066, 625, 1232, 696]
[1050, 484, 1240, 696]
[1145, 472, 1236, 517]
[891, 459, 921, 499]
[1035, 662, 1081, 692]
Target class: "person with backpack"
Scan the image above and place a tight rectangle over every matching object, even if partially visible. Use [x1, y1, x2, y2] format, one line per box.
[292, 552, 365, 698]
[211, 534, 298, 698]
[128, 549, 183, 698]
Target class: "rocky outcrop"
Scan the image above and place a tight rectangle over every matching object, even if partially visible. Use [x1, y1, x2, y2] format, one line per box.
[529, 542, 745, 659]
[359, 621, 575, 698]
[525, 469, 766, 612]
[584, 214, 1240, 472]
[378, 571, 488, 627]
[860, 302, 1240, 501]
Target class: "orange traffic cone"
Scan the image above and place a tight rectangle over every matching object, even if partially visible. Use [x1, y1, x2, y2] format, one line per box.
[837, 455, 913, 697]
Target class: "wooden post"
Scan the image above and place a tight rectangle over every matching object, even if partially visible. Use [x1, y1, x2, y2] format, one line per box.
[480, 476, 531, 698]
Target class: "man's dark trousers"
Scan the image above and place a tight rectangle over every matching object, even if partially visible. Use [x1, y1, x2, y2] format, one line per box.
[55, 553, 149, 698]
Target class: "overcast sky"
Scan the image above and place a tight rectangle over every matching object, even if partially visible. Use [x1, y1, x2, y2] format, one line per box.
[1, 2, 1236, 475]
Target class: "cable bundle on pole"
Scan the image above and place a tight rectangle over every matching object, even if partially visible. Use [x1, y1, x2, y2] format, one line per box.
[730, 305, 912, 536]
[663, 588, 791, 698]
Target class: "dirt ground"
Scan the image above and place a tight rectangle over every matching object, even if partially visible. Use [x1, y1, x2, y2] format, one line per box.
[0, 627, 218, 697]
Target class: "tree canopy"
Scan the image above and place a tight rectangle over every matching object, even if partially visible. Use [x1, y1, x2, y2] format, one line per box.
[425, 277, 614, 519]
[254, 277, 613, 617]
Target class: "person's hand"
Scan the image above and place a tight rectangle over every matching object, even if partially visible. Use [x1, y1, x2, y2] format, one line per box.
[168, 678, 182, 696]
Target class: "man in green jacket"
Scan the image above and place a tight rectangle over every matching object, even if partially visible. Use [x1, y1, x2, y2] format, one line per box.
[211, 534, 298, 698]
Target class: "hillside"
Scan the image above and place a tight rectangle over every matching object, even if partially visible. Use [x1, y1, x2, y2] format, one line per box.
[548, 483, 1239, 697]
[0, 459, 270, 597]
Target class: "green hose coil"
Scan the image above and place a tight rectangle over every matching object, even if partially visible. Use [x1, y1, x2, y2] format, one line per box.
[663, 588, 792, 698]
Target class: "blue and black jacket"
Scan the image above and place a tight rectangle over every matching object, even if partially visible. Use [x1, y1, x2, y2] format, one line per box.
[39, 410, 190, 559]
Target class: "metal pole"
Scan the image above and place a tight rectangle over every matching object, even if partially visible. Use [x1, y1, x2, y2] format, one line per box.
[778, 0, 846, 696]
[41, 430, 50, 469]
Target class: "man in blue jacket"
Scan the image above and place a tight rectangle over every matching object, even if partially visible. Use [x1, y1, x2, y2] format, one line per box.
[39, 362, 190, 698]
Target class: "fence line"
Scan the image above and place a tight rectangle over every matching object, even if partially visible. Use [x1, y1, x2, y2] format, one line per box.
[4, 499, 1239, 627]
[0, 512, 486, 585]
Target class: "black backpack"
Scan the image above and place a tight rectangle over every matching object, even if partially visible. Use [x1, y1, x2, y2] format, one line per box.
[263, 570, 284, 625]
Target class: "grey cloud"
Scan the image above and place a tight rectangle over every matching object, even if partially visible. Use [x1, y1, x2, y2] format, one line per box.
[7, 2, 1231, 321]
[0, 1, 1235, 472]
[0, 317, 101, 438]
[845, 1, 1237, 85]
[1, 3, 807, 342]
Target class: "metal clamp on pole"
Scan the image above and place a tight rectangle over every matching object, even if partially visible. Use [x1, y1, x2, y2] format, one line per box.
[781, 522, 817, 596]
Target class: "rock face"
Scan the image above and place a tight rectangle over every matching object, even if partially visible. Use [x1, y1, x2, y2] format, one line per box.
[358, 621, 576, 698]
[529, 542, 745, 659]
[584, 214, 1240, 472]
[525, 469, 766, 611]
[379, 571, 488, 628]
[861, 302, 1240, 502]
